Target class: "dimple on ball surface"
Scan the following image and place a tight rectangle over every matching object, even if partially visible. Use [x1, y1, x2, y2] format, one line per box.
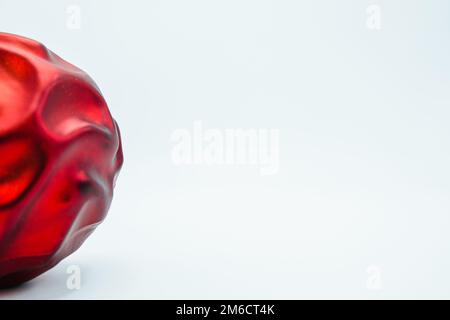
[0, 33, 123, 287]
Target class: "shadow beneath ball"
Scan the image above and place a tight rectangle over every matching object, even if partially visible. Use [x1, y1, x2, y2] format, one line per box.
[0, 263, 86, 300]
[0, 279, 35, 295]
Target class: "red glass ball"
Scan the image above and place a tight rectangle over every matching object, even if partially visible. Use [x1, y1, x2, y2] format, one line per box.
[0, 33, 123, 287]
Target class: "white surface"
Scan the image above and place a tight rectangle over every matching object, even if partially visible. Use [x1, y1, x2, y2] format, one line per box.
[1, 0, 450, 299]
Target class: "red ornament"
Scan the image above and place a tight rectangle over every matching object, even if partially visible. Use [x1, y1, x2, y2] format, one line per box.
[0, 33, 123, 287]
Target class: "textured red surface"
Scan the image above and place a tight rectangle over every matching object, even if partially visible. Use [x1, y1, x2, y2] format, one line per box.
[0, 33, 123, 287]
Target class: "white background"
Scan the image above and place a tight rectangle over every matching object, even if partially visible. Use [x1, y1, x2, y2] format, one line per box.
[1, 0, 450, 299]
